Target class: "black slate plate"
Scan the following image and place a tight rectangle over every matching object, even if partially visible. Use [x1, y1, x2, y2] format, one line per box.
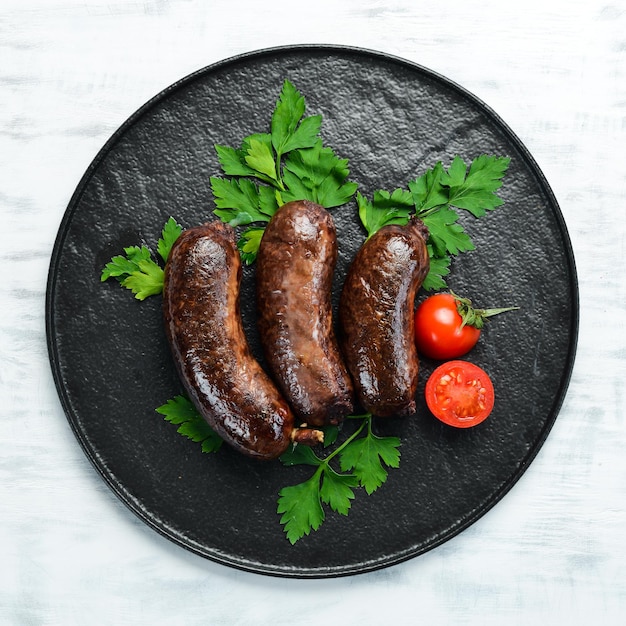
[46, 45, 578, 578]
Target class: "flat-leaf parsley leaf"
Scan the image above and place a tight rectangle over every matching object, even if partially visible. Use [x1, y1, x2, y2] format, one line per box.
[101, 217, 182, 300]
[339, 418, 401, 495]
[156, 395, 223, 454]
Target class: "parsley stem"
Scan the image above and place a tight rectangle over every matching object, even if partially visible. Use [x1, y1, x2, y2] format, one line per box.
[415, 203, 446, 219]
[319, 413, 371, 469]
[345, 413, 372, 420]
[274, 151, 286, 192]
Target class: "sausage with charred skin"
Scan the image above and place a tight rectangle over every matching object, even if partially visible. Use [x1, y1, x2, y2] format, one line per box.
[338, 216, 430, 418]
[256, 200, 354, 427]
[163, 220, 321, 460]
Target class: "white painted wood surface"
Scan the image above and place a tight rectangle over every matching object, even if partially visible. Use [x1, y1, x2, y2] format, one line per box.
[2, 1, 625, 623]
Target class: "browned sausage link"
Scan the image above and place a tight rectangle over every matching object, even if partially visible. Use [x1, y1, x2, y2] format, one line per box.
[163, 221, 299, 460]
[339, 216, 430, 418]
[256, 200, 354, 427]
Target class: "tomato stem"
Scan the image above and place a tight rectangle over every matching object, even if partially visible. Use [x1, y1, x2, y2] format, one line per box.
[450, 290, 519, 330]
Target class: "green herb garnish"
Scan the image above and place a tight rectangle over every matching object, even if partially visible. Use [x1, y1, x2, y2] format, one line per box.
[357, 155, 511, 290]
[278, 414, 400, 544]
[100, 217, 182, 300]
[155, 395, 223, 454]
[210, 79, 358, 263]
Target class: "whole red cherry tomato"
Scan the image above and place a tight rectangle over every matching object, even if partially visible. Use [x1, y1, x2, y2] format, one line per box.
[425, 360, 495, 428]
[414, 292, 517, 360]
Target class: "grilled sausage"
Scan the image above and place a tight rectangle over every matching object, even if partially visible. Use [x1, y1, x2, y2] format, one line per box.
[163, 220, 320, 460]
[256, 200, 354, 427]
[338, 216, 430, 417]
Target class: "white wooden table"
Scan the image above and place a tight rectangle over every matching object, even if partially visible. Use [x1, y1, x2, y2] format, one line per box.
[2, 1, 625, 623]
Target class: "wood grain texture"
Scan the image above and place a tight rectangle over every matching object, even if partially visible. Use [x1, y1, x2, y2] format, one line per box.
[2, 0, 625, 624]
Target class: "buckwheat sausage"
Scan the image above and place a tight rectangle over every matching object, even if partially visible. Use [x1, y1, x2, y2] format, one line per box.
[256, 200, 354, 426]
[163, 220, 321, 460]
[338, 217, 430, 418]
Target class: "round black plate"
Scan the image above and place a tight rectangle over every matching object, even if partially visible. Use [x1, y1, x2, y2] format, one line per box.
[46, 45, 578, 578]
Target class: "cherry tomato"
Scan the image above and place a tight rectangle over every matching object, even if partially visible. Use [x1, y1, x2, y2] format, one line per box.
[425, 360, 495, 428]
[414, 293, 480, 359]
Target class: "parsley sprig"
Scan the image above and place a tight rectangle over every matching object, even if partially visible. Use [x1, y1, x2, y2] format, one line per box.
[278, 414, 401, 544]
[357, 155, 510, 290]
[155, 395, 223, 453]
[100, 217, 182, 299]
[210, 79, 358, 263]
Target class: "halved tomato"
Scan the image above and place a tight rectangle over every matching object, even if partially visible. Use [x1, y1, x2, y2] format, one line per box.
[425, 360, 495, 428]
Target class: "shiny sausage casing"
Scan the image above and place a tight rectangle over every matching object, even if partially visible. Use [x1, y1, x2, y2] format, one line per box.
[338, 217, 430, 418]
[163, 221, 294, 460]
[256, 200, 354, 427]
